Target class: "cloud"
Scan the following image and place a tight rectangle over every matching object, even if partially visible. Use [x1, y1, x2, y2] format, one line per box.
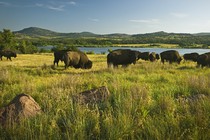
[46, 5, 65, 11]
[129, 19, 160, 24]
[35, 3, 44, 7]
[88, 18, 99, 22]
[67, 1, 76, 5]
[0, 1, 10, 6]
[170, 13, 188, 18]
[35, 1, 76, 11]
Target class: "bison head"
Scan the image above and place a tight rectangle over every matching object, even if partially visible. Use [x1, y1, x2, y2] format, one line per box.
[13, 52, 17, 58]
[84, 60, 92, 69]
[178, 57, 183, 64]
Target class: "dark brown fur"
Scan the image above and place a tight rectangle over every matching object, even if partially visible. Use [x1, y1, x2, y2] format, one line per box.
[0, 50, 17, 61]
[160, 50, 182, 64]
[63, 51, 92, 69]
[107, 49, 140, 68]
[183, 52, 199, 62]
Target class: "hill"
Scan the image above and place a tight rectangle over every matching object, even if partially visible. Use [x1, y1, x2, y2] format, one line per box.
[14, 27, 210, 39]
[194, 32, 210, 36]
[14, 27, 99, 38]
[15, 27, 60, 37]
[13, 27, 210, 48]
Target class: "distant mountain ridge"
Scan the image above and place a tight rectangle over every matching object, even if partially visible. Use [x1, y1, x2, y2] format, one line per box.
[14, 27, 210, 38]
[14, 27, 99, 38]
[15, 27, 60, 37]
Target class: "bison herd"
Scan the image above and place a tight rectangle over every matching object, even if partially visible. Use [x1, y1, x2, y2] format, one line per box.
[1, 49, 210, 69]
[53, 49, 210, 69]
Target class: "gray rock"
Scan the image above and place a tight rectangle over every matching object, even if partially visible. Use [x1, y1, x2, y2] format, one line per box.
[74, 86, 110, 104]
[0, 93, 42, 126]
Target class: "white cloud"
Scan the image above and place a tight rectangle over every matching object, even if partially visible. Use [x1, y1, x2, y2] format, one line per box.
[0, 1, 10, 6]
[89, 18, 99, 22]
[129, 19, 160, 24]
[171, 13, 188, 18]
[35, 1, 76, 11]
[35, 3, 44, 7]
[46, 5, 65, 11]
[67, 1, 76, 5]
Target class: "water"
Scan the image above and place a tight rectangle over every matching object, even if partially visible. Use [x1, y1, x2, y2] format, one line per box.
[78, 47, 210, 55]
[38, 46, 210, 55]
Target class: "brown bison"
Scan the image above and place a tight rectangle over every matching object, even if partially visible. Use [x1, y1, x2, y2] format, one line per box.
[63, 51, 92, 69]
[197, 52, 210, 67]
[149, 52, 157, 62]
[160, 50, 182, 64]
[53, 50, 70, 66]
[139, 52, 150, 61]
[107, 49, 140, 68]
[183, 52, 199, 62]
[0, 50, 17, 61]
[156, 54, 160, 60]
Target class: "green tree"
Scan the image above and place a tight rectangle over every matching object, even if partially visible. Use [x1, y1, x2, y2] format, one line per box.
[16, 40, 38, 54]
[0, 29, 15, 50]
[17, 40, 27, 53]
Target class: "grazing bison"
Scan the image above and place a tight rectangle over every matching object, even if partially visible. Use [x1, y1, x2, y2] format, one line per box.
[156, 54, 160, 60]
[197, 53, 210, 67]
[139, 52, 150, 61]
[0, 50, 17, 61]
[63, 51, 92, 69]
[107, 49, 140, 68]
[160, 50, 182, 64]
[149, 52, 157, 62]
[183, 52, 199, 62]
[53, 50, 71, 66]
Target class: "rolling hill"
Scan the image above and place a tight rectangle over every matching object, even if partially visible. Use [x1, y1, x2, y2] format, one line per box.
[14, 27, 99, 38]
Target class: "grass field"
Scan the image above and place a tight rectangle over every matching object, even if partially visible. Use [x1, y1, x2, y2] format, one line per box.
[0, 53, 210, 140]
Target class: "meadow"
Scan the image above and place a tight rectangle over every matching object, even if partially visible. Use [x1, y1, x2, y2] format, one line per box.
[0, 53, 210, 140]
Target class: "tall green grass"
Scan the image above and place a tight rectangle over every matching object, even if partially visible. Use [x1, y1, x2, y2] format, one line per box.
[0, 54, 210, 139]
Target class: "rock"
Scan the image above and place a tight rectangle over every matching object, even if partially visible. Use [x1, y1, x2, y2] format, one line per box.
[74, 86, 110, 104]
[0, 93, 42, 126]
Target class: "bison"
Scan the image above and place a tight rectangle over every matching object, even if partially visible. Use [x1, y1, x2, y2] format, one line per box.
[156, 54, 160, 60]
[183, 52, 199, 62]
[139, 52, 150, 61]
[63, 51, 92, 69]
[149, 52, 157, 62]
[107, 49, 140, 68]
[0, 50, 17, 61]
[160, 50, 182, 64]
[197, 52, 210, 67]
[53, 50, 71, 66]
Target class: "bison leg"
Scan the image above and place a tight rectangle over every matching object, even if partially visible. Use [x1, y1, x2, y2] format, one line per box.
[122, 64, 129, 68]
[7, 57, 12, 61]
[161, 59, 164, 64]
[107, 63, 112, 68]
[113, 64, 118, 68]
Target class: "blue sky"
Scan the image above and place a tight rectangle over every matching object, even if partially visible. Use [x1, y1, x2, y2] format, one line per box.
[1, 0, 210, 34]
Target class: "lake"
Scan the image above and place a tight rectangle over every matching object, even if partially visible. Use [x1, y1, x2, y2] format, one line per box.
[78, 47, 210, 55]
[39, 46, 210, 55]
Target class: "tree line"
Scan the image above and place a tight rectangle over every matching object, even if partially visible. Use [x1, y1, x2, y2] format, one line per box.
[1, 29, 210, 54]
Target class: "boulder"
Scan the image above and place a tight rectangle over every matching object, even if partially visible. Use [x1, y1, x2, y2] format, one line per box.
[0, 93, 42, 126]
[74, 86, 110, 104]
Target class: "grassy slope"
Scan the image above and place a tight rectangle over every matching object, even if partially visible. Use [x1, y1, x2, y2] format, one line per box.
[0, 54, 210, 139]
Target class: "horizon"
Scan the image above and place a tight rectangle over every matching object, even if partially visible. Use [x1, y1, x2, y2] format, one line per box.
[1, 0, 210, 34]
[15, 26, 210, 35]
